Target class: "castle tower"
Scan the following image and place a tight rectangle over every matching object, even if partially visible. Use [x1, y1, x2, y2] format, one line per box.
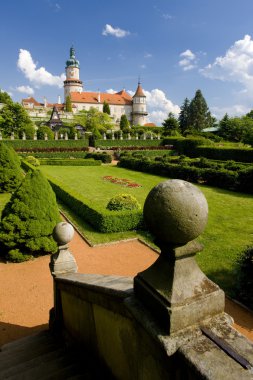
[132, 81, 148, 126]
[64, 46, 83, 102]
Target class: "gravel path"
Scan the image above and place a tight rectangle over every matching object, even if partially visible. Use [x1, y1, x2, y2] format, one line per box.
[0, 227, 252, 347]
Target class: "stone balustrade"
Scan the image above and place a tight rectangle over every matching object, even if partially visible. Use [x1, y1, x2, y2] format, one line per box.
[49, 179, 253, 379]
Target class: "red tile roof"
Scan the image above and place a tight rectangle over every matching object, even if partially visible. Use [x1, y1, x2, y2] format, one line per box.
[22, 97, 43, 107]
[133, 83, 145, 97]
[144, 123, 156, 127]
[70, 90, 132, 105]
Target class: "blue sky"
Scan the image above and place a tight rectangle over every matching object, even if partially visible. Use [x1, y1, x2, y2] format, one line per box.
[2, 0, 253, 124]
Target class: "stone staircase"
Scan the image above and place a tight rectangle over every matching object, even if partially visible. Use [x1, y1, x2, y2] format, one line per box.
[0, 330, 112, 379]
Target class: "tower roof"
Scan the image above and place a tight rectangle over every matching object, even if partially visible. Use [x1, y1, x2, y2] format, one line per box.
[133, 81, 146, 97]
[66, 46, 80, 68]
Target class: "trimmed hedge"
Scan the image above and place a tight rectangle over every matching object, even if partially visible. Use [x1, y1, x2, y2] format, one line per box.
[94, 139, 162, 149]
[39, 159, 102, 166]
[85, 152, 112, 163]
[118, 156, 251, 192]
[4, 140, 89, 150]
[47, 176, 143, 232]
[19, 151, 86, 159]
[21, 160, 143, 232]
[194, 146, 253, 163]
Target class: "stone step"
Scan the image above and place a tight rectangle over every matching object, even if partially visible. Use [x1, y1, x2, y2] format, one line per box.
[0, 346, 67, 378]
[0, 331, 114, 379]
[0, 339, 61, 372]
[1, 330, 53, 352]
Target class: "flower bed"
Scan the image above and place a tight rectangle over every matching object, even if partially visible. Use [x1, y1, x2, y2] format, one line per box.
[102, 176, 141, 188]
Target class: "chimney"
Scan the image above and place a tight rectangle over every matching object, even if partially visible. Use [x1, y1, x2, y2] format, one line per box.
[58, 95, 61, 104]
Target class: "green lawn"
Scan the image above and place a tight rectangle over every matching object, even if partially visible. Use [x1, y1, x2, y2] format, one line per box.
[0, 193, 11, 216]
[40, 165, 253, 295]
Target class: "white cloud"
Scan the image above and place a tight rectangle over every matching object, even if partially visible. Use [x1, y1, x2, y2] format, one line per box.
[106, 89, 117, 94]
[162, 13, 173, 20]
[17, 49, 65, 88]
[201, 35, 253, 94]
[179, 49, 197, 71]
[16, 85, 34, 95]
[144, 89, 180, 124]
[102, 24, 130, 38]
[140, 64, 146, 69]
[108, 87, 179, 125]
[211, 104, 250, 119]
[144, 53, 152, 58]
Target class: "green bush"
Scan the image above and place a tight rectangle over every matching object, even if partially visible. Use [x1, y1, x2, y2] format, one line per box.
[37, 126, 54, 140]
[0, 170, 60, 262]
[237, 167, 253, 193]
[236, 247, 253, 309]
[39, 159, 102, 166]
[26, 156, 40, 166]
[106, 194, 141, 211]
[0, 142, 23, 193]
[85, 152, 112, 163]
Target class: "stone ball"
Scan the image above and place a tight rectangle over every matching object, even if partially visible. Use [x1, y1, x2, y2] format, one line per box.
[143, 179, 208, 244]
[53, 222, 74, 245]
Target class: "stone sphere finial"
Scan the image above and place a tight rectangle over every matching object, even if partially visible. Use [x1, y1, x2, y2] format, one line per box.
[53, 222, 74, 246]
[144, 179, 208, 244]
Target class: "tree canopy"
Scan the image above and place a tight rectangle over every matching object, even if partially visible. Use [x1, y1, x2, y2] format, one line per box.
[178, 98, 190, 134]
[103, 101, 111, 115]
[0, 89, 13, 105]
[120, 114, 130, 131]
[188, 89, 212, 132]
[65, 95, 72, 112]
[0, 101, 33, 137]
[74, 107, 113, 138]
[162, 112, 180, 136]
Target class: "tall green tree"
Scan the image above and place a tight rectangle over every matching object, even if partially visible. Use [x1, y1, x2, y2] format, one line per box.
[162, 112, 180, 136]
[74, 107, 113, 138]
[0, 89, 13, 105]
[103, 101, 110, 115]
[120, 114, 130, 131]
[0, 142, 23, 193]
[0, 102, 33, 136]
[178, 98, 190, 134]
[0, 170, 60, 262]
[188, 89, 212, 132]
[65, 95, 72, 112]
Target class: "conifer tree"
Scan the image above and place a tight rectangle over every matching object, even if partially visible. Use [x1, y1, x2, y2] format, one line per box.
[178, 98, 190, 134]
[188, 89, 212, 132]
[120, 114, 130, 131]
[162, 112, 180, 136]
[65, 95, 72, 112]
[0, 142, 23, 193]
[103, 101, 110, 115]
[0, 170, 60, 262]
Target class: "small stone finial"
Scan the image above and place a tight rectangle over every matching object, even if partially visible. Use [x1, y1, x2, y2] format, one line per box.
[53, 222, 74, 246]
[134, 179, 224, 334]
[50, 222, 77, 276]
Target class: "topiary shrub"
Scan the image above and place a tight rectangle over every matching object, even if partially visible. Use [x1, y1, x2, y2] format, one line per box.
[106, 194, 141, 211]
[25, 156, 40, 166]
[235, 247, 253, 309]
[0, 142, 23, 193]
[0, 170, 60, 262]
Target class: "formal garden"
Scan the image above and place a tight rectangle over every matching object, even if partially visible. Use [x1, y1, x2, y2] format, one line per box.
[0, 89, 253, 309]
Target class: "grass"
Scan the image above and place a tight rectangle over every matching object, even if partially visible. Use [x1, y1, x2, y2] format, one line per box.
[0, 193, 11, 216]
[39, 165, 253, 295]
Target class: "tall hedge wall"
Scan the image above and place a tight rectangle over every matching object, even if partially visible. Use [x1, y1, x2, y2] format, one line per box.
[4, 140, 89, 150]
[94, 139, 162, 149]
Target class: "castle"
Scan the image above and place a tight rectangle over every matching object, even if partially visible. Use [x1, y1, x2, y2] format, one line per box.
[22, 47, 148, 126]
